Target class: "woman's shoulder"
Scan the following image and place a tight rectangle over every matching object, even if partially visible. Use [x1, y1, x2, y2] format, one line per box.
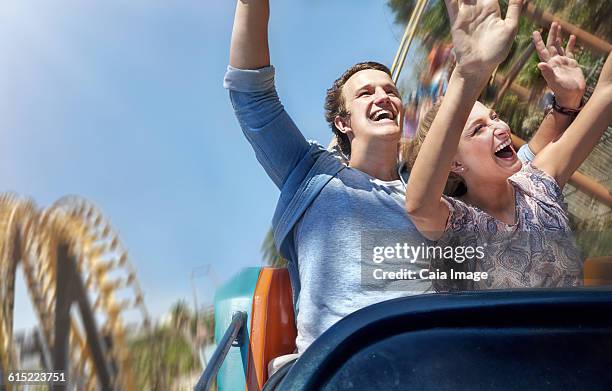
[442, 195, 495, 233]
[509, 162, 564, 205]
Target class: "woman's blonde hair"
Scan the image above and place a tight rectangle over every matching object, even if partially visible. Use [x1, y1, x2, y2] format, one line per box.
[403, 99, 467, 197]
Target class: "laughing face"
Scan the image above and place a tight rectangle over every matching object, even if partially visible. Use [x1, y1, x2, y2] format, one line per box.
[454, 101, 522, 183]
[336, 69, 403, 147]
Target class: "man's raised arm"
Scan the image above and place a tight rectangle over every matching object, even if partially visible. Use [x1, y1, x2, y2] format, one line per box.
[225, 1, 311, 190]
[229, 0, 270, 69]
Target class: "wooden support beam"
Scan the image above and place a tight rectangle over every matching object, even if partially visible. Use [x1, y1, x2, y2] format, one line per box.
[494, 42, 536, 105]
[52, 243, 114, 391]
[493, 74, 530, 101]
[567, 171, 612, 208]
[523, 2, 612, 55]
[52, 244, 73, 391]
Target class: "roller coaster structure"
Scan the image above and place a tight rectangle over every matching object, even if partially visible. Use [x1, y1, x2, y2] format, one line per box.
[0, 193, 149, 390]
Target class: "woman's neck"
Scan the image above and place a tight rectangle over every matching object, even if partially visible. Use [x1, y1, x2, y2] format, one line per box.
[461, 178, 516, 225]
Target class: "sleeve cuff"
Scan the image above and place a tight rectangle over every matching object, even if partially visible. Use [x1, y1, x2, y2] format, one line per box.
[223, 65, 276, 92]
[517, 143, 535, 163]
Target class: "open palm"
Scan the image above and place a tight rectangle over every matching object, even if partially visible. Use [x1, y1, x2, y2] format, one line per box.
[533, 22, 585, 108]
[445, 0, 523, 75]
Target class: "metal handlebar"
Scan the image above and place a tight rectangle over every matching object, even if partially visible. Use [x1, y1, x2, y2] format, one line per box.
[193, 311, 247, 391]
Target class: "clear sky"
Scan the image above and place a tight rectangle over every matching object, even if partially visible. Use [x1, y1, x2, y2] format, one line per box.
[2, 0, 424, 328]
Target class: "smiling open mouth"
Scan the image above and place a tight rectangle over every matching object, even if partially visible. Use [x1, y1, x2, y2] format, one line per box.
[493, 138, 515, 159]
[494, 144, 514, 159]
[370, 110, 395, 122]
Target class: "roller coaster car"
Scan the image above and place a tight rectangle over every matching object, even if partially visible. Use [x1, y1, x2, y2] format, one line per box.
[202, 262, 612, 391]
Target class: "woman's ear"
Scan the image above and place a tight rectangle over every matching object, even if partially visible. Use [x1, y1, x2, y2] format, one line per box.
[334, 116, 352, 136]
[450, 161, 466, 174]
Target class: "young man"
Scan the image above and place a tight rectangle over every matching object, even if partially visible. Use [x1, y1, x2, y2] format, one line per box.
[225, 0, 583, 353]
[226, 0, 430, 354]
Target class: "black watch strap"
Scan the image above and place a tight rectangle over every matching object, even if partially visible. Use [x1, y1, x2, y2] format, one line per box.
[551, 95, 584, 118]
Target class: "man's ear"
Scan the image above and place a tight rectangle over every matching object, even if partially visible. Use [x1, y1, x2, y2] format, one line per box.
[334, 116, 352, 136]
[450, 160, 466, 174]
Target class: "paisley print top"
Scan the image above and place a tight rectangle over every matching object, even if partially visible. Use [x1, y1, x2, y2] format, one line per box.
[433, 162, 583, 291]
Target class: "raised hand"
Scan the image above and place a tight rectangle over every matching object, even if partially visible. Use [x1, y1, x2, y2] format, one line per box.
[532, 49, 612, 188]
[445, 0, 523, 77]
[533, 22, 586, 109]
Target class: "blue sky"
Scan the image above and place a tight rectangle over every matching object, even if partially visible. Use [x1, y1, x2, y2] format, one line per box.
[3, 0, 424, 328]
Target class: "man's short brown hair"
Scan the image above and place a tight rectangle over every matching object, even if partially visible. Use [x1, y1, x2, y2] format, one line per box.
[324, 62, 392, 157]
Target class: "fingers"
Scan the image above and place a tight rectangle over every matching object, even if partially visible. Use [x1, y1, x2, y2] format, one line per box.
[542, 22, 576, 59]
[566, 34, 576, 59]
[533, 31, 550, 62]
[552, 22, 565, 56]
[537, 62, 556, 82]
[554, 36, 565, 57]
[505, 0, 523, 29]
[546, 22, 560, 56]
[444, 0, 459, 23]
[546, 22, 557, 48]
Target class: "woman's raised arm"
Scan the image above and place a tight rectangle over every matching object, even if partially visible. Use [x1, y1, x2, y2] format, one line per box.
[406, 0, 522, 239]
[533, 51, 612, 188]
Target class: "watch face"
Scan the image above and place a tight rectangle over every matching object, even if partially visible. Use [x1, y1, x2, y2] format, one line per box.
[542, 93, 554, 107]
[544, 104, 554, 117]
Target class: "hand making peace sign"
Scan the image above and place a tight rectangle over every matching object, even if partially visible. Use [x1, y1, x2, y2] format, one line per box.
[533, 22, 586, 109]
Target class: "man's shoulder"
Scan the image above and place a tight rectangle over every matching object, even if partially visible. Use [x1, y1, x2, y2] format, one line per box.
[276, 140, 345, 199]
[304, 141, 347, 168]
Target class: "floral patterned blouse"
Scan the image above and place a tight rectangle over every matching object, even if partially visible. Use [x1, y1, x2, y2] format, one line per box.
[433, 163, 583, 291]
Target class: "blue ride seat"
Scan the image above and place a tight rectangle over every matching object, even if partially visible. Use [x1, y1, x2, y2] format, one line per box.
[279, 289, 612, 390]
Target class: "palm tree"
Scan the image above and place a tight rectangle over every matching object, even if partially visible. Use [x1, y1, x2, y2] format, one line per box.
[129, 300, 204, 390]
[170, 300, 192, 331]
[129, 325, 200, 390]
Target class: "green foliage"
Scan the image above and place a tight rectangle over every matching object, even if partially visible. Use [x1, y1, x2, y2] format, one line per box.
[495, 94, 530, 137]
[126, 300, 218, 390]
[170, 299, 192, 330]
[191, 308, 215, 344]
[387, 0, 450, 45]
[129, 326, 200, 390]
[563, 0, 612, 40]
[200, 310, 215, 343]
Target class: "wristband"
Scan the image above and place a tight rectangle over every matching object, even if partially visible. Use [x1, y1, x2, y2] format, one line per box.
[548, 94, 585, 118]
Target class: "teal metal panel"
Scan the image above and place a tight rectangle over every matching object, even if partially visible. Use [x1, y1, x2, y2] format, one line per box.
[214, 267, 261, 391]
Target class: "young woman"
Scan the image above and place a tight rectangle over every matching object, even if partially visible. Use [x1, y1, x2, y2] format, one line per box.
[405, 0, 612, 290]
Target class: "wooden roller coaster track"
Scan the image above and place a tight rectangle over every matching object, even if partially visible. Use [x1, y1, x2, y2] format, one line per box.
[0, 193, 149, 390]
